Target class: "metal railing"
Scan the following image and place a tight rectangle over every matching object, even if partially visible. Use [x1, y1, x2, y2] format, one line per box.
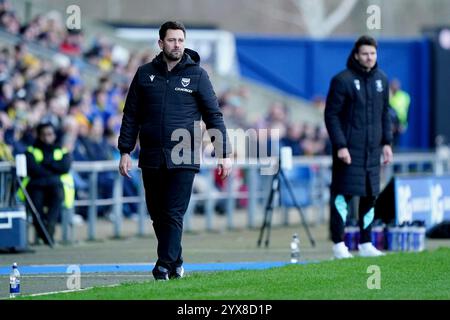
[1, 152, 449, 243]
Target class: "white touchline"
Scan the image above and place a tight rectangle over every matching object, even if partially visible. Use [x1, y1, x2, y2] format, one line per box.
[19, 274, 155, 278]
[22, 283, 122, 298]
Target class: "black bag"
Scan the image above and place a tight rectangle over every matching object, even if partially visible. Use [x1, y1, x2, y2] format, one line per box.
[426, 221, 450, 239]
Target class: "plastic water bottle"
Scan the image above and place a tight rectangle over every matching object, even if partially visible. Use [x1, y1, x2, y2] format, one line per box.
[290, 233, 300, 263]
[387, 224, 399, 251]
[399, 222, 409, 251]
[409, 221, 419, 252]
[371, 221, 385, 250]
[9, 263, 21, 298]
[411, 220, 426, 252]
[344, 220, 359, 251]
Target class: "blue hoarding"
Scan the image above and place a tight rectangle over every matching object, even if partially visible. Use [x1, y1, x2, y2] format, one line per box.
[395, 176, 450, 229]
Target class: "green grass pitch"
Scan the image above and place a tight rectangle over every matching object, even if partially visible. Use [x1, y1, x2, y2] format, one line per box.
[22, 247, 450, 300]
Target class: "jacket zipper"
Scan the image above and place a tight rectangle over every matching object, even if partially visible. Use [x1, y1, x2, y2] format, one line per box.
[347, 80, 356, 143]
[161, 75, 170, 149]
[364, 77, 369, 168]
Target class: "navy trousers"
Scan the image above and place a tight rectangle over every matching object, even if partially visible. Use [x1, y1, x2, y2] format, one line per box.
[142, 167, 196, 273]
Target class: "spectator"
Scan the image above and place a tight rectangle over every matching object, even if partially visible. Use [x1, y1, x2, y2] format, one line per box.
[90, 89, 113, 125]
[298, 123, 317, 155]
[280, 123, 304, 156]
[88, 116, 115, 217]
[0, 119, 13, 162]
[389, 78, 411, 146]
[0, 82, 14, 111]
[59, 30, 84, 56]
[0, 6, 19, 34]
[19, 122, 73, 242]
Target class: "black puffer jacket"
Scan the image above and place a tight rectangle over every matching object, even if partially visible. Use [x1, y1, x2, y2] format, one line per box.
[118, 49, 230, 171]
[324, 53, 392, 196]
[25, 141, 72, 188]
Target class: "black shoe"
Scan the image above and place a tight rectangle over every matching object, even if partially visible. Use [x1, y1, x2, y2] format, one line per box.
[169, 266, 184, 279]
[152, 266, 169, 281]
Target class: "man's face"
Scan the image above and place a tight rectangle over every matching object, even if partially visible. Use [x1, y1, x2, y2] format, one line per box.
[159, 29, 185, 62]
[355, 45, 377, 70]
[39, 126, 56, 145]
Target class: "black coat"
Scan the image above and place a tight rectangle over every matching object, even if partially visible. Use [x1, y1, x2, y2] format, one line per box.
[26, 141, 72, 188]
[118, 49, 230, 171]
[324, 53, 392, 196]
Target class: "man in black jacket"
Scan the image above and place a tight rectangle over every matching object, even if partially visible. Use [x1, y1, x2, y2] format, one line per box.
[325, 35, 393, 259]
[118, 21, 232, 280]
[24, 122, 72, 242]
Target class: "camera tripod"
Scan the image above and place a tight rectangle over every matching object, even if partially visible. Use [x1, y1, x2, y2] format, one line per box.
[15, 175, 54, 247]
[257, 162, 316, 248]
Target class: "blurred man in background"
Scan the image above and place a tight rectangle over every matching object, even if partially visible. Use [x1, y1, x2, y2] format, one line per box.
[389, 78, 411, 147]
[118, 21, 232, 280]
[20, 122, 73, 242]
[325, 35, 393, 259]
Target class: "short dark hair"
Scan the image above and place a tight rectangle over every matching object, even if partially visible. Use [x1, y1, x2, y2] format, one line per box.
[159, 21, 186, 40]
[354, 35, 378, 53]
[36, 122, 55, 136]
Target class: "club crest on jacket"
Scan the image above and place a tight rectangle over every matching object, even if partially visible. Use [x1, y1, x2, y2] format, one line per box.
[376, 80, 383, 92]
[181, 78, 190, 87]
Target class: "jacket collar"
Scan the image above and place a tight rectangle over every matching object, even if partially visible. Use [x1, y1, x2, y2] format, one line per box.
[346, 51, 378, 78]
[152, 48, 200, 74]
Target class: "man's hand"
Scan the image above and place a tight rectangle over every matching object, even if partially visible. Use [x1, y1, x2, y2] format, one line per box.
[382, 145, 393, 165]
[337, 148, 352, 165]
[119, 153, 132, 178]
[217, 157, 232, 180]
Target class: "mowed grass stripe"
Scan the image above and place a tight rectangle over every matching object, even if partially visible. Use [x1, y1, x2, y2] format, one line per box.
[23, 247, 450, 300]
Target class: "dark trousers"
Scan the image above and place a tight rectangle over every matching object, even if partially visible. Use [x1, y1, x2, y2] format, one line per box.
[27, 184, 64, 242]
[330, 193, 376, 244]
[142, 167, 196, 272]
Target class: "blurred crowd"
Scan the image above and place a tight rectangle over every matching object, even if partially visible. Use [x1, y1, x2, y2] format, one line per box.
[0, 0, 331, 219]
